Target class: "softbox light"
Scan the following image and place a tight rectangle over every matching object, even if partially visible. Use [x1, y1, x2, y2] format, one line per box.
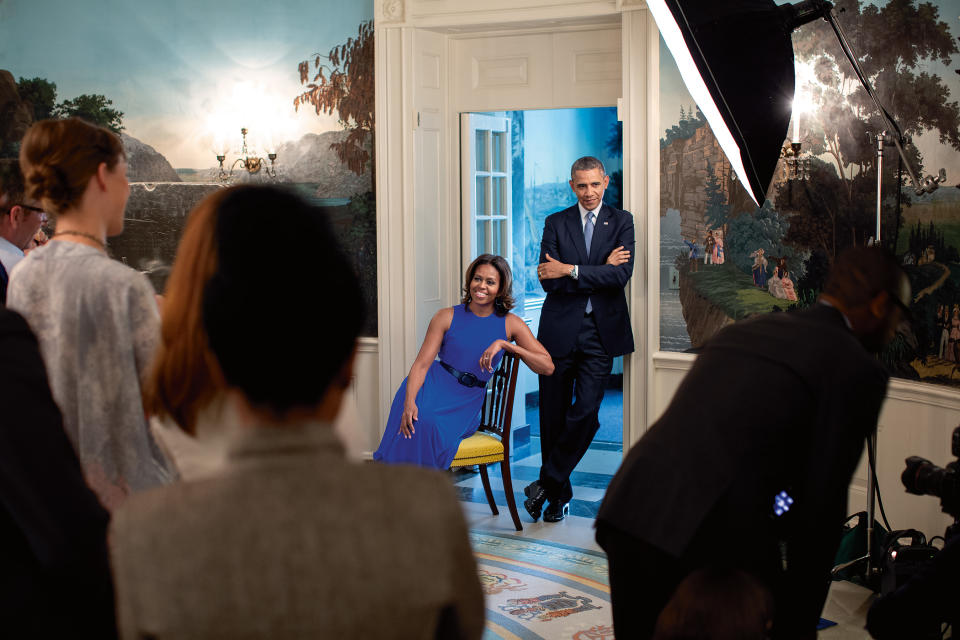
[647, 0, 827, 206]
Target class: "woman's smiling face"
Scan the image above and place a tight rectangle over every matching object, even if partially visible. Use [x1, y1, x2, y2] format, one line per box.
[470, 263, 500, 305]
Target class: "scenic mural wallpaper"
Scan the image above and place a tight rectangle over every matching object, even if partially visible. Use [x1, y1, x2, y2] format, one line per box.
[659, 0, 960, 388]
[0, 0, 376, 334]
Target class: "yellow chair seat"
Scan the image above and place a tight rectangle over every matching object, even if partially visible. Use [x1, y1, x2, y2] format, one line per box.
[451, 432, 504, 467]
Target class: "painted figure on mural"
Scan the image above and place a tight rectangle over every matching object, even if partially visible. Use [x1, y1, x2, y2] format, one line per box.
[711, 229, 724, 265]
[947, 304, 960, 362]
[768, 262, 784, 299]
[704, 231, 716, 265]
[938, 304, 950, 360]
[750, 248, 768, 288]
[780, 259, 797, 302]
[683, 238, 701, 273]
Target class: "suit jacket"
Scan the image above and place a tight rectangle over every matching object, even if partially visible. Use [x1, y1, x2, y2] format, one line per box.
[598, 304, 889, 632]
[110, 422, 485, 640]
[538, 203, 635, 358]
[0, 259, 8, 305]
[0, 308, 116, 637]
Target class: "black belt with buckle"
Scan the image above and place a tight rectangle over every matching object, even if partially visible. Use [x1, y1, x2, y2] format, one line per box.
[440, 361, 488, 388]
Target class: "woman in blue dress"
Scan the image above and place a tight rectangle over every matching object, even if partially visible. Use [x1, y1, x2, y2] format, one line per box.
[375, 254, 555, 469]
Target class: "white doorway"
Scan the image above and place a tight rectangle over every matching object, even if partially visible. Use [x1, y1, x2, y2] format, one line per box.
[374, 2, 660, 469]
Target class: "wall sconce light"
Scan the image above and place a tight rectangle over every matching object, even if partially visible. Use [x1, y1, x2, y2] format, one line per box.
[781, 142, 810, 181]
[216, 127, 277, 182]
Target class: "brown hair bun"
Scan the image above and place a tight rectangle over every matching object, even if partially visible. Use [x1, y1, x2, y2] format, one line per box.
[19, 117, 124, 214]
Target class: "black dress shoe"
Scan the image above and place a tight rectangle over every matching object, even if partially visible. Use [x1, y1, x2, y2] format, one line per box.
[523, 481, 547, 521]
[543, 501, 570, 523]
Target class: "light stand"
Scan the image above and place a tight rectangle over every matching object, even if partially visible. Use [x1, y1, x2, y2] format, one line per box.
[821, 7, 945, 579]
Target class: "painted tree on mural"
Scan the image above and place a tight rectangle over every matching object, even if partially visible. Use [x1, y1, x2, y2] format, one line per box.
[53, 94, 124, 133]
[784, 0, 959, 262]
[16, 77, 57, 121]
[659, 105, 706, 149]
[605, 120, 623, 209]
[703, 162, 729, 233]
[294, 20, 374, 180]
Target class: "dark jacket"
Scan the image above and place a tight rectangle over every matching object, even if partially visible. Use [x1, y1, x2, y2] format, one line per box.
[0, 308, 116, 637]
[598, 304, 889, 633]
[537, 203, 635, 357]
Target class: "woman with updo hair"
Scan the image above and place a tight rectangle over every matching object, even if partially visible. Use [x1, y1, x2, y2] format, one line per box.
[8, 118, 175, 509]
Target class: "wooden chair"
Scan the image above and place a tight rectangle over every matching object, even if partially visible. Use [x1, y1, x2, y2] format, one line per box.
[450, 353, 523, 531]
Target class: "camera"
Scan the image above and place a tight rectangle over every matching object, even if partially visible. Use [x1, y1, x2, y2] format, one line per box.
[864, 428, 960, 639]
[901, 425, 960, 522]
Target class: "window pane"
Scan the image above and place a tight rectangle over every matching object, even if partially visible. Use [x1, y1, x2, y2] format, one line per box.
[475, 130, 487, 171]
[492, 131, 504, 172]
[477, 220, 489, 254]
[476, 176, 489, 215]
[491, 220, 501, 256]
[492, 177, 504, 215]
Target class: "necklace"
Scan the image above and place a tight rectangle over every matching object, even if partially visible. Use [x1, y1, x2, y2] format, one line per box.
[51, 230, 106, 251]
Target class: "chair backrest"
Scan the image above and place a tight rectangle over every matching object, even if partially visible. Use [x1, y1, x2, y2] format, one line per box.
[478, 353, 520, 450]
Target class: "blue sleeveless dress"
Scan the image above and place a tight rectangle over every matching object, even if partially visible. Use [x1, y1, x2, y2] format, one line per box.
[374, 304, 508, 469]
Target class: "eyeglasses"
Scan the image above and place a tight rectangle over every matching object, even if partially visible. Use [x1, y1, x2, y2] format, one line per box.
[19, 204, 46, 217]
[1, 203, 47, 219]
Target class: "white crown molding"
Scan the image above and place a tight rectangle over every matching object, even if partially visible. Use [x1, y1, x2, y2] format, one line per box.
[397, 1, 621, 31]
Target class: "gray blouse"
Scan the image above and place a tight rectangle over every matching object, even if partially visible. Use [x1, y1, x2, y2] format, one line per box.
[8, 241, 176, 508]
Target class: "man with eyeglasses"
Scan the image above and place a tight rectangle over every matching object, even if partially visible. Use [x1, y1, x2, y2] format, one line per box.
[1, 160, 46, 304]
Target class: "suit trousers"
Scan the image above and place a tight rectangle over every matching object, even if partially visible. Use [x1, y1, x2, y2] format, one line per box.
[538, 313, 612, 503]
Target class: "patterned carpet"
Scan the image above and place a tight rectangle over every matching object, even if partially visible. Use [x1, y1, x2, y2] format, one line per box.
[470, 531, 614, 640]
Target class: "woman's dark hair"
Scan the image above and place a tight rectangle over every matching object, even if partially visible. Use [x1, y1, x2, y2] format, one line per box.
[19, 118, 124, 214]
[461, 253, 514, 316]
[143, 189, 229, 434]
[202, 185, 364, 415]
[653, 567, 773, 640]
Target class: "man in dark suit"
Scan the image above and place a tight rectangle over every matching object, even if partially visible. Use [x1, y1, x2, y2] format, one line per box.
[1, 160, 46, 305]
[524, 156, 635, 523]
[0, 308, 116, 637]
[596, 247, 911, 640]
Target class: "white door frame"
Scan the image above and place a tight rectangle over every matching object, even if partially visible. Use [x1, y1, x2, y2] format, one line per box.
[373, 0, 660, 451]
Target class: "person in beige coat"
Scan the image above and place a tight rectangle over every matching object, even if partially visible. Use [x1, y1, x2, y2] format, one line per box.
[110, 185, 485, 639]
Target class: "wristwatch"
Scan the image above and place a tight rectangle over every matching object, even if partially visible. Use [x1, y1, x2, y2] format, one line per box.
[570, 265, 579, 280]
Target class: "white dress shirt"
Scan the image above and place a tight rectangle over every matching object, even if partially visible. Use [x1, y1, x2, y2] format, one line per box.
[570, 202, 602, 280]
[0, 235, 25, 276]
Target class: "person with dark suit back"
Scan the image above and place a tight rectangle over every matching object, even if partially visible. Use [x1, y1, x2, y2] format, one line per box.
[0, 307, 116, 637]
[596, 246, 911, 640]
[524, 156, 635, 523]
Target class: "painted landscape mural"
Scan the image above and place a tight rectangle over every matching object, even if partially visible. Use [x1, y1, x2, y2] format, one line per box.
[0, 0, 376, 334]
[659, 0, 960, 387]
